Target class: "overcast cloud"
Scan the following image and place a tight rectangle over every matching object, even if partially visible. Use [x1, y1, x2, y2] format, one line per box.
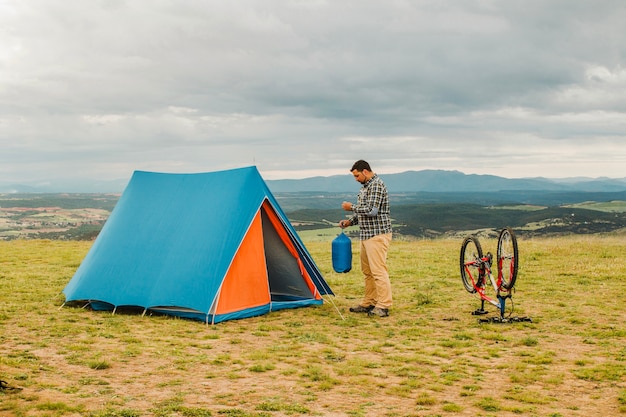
[1, 0, 625, 188]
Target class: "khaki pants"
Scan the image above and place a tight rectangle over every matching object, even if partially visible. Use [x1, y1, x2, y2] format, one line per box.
[360, 233, 393, 309]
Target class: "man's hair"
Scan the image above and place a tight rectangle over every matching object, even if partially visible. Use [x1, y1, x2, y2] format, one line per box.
[351, 160, 371, 172]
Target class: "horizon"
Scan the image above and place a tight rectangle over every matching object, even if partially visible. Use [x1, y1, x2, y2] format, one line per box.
[2, 168, 626, 195]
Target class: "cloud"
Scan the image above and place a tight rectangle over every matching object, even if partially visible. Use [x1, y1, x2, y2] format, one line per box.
[1, 0, 625, 186]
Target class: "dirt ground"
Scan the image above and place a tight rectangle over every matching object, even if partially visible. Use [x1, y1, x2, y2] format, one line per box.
[2, 309, 624, 417]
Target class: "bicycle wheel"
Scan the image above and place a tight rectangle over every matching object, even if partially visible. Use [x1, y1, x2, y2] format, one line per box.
[460, 236, 483, 293]
[497, 228, 518, 290]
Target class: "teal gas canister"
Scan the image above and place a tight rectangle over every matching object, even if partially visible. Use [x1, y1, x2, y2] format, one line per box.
[332, 231, 352, 273]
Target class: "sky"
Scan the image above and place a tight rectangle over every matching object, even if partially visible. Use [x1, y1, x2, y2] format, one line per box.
[1, 0, 625, 189]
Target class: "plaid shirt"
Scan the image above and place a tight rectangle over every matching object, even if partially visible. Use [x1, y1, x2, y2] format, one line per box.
[348, 174, 392, 240]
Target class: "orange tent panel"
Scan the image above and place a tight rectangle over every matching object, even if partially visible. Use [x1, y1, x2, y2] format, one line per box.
[214, 210, 271, 314]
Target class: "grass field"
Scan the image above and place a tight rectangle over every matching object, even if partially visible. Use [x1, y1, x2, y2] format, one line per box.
[1, 234, 625, 416]
[565, 201, 626, 212]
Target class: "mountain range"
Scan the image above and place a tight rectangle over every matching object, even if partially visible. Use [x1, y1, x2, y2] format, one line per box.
[1, 170, 626, 194]
[266, 170, 626, 193]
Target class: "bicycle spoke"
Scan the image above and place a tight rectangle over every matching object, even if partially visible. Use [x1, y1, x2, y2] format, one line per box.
[497, 228, 518, 290]
[460, 236, 483, 293]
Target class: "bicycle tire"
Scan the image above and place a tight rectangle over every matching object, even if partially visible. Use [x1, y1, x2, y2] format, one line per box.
[460, 236, 483, 293]
[497, 228, 518, 290]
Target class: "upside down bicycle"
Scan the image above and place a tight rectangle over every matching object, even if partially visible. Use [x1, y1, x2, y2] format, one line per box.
[460, 228, 530, 322]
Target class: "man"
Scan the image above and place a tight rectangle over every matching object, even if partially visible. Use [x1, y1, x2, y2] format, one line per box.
[339, 160, 393, 317]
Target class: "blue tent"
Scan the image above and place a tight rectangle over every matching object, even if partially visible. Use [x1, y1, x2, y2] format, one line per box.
[63, 167, 333, 324]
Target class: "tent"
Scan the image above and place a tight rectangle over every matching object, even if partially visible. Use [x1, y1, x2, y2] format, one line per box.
[63, 166, 333, 324]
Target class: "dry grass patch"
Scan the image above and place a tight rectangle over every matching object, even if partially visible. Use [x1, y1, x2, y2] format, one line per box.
[1, 235, 625, 416]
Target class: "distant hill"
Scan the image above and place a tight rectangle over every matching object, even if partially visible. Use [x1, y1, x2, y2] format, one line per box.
[0, 179, 129, 194]
[267, 170, 626, 193]
[287, 203, 626, 239]
[274, 189, 626, 212]
[266, 170, 626, 212]
[2, 169, 626, 194]
[2, 189, 626, 240]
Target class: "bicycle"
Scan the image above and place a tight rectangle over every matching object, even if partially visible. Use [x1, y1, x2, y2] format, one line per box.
[460, 228, 528, 322]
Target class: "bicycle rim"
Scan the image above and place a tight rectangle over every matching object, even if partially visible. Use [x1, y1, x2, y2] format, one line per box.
[497, 228, 518, 290]
[460, 236, 483, 293]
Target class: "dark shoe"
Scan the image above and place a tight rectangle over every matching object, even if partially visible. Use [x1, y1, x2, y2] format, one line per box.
[349, 305, 374, 313]
[368, 307, 389, 317]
